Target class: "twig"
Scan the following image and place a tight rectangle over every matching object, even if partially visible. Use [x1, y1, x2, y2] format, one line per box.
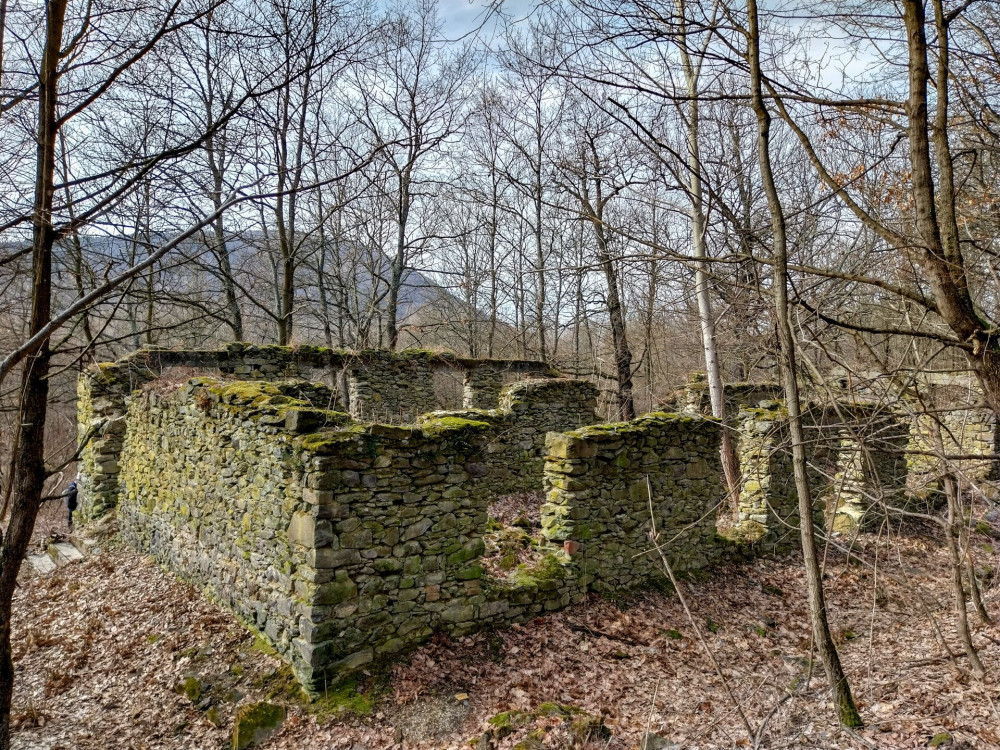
[753, 691, 793, 750]
[566, 620, 641, 646]
[645, 475, 756, 741]
[841, 726, 878, 749]
[642, 677, 661, 750]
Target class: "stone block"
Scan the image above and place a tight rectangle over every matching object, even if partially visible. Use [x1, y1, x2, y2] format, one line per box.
[288, 512, 334, 548]
[315, 577, 357, 605]
[546, 432, 597, 459]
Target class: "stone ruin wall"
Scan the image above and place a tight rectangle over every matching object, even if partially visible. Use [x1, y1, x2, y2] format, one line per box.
[677, 374, 784, 421]
[78, 349, 1000, 691]
[342, 350, 438, 422]
[117, 380, 344, 662]
[907, 408, 1000, 494]
[676, 374, 983, 532]
[107, 373, 644, 687]
[818, 369, 1000, 494]
[418, 378, 602, 495]
[542, 413, 724, 591]
[735, 402, 911, 543]
[77, 365, 129, 521]
[76, 345, 555, 522]
[78, 347, 744, 689]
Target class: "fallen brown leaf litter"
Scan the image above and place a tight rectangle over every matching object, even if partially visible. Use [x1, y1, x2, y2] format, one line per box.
[10, 521, 1000, 750]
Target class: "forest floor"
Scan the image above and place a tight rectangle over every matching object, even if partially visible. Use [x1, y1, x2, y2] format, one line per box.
[10, 505, 1000, 750]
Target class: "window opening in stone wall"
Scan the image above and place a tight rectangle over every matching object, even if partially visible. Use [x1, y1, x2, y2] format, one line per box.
[431, 366, 464, 411]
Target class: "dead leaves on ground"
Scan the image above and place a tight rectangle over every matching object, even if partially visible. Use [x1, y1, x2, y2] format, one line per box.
[10, 526, 1000, 750]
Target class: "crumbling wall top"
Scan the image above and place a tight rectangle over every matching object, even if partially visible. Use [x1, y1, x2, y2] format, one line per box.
[92, 344, 558, 381]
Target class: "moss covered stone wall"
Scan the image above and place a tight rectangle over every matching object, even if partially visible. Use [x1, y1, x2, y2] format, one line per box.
[419, 378, 602, 494]
[907, 407, 999, 494]
[343, 350, 438, 422]
[678, 374, 783, 419]
[112, 376, 595, 689]
[118, 380, 349, 677]
[88, 355, 934, 692]
[77, 363, 158, 522]
[76, 347, 562, 520]
[828, 406, 910, 529]
[734, 402, 808, 550]
[734, 401, 910, 544]
[541, 412, 724, 592]
[462, 365, 505, 409]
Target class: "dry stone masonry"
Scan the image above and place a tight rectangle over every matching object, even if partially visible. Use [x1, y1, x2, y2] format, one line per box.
[542, 413, 724, 591]
[734, 401, 910, 543]
[108, 374, 606, 688]
[76, 346, 998, 691]
[415, 378, 601, 495]
[118, 380, 348, 661]
[343, 350, 437, 422]
[462, 365, 506, 409]
[907, 408, 1000, 494]
[76, 345, 554, 521]
[735, 402, 823, 550]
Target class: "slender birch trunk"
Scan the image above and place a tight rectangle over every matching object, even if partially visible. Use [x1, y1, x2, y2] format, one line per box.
[675, 0, 741, 507]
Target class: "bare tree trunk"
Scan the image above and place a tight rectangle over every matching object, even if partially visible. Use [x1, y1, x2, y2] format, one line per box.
[197, 12, 244, 342]
[315, 182, 335, 349]
[533, 168, 547, 362]
[0, 1, 66, 743]
[899, 0, 1000, 416]
[675, 0, 741, 506]
[746, 0, 862, 728]
[965, 549, 991, 625]
[210, 188, 243, 340]
[594, 227, 636, 420]
[574, 237, 584, 365]
[487, 184, 499, 358]
[280, 237, 295, 345]
[943, 475, 986, 677]
[643, 252, 657, 412]
[386, 171, 410, 351]
[574, 136, 636, 420]
[58, 131, 94, 346]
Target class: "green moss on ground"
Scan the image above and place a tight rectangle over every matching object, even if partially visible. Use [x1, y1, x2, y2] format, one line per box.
[487, 709, 534, 737]
[231, 701, 285, 749]
[305, 674, 387, 723]
[182, 676, 202, 702]
[483, 703, 607, 746]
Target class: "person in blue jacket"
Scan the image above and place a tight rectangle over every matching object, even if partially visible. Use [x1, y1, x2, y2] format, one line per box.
[62, 481, 78, 530]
